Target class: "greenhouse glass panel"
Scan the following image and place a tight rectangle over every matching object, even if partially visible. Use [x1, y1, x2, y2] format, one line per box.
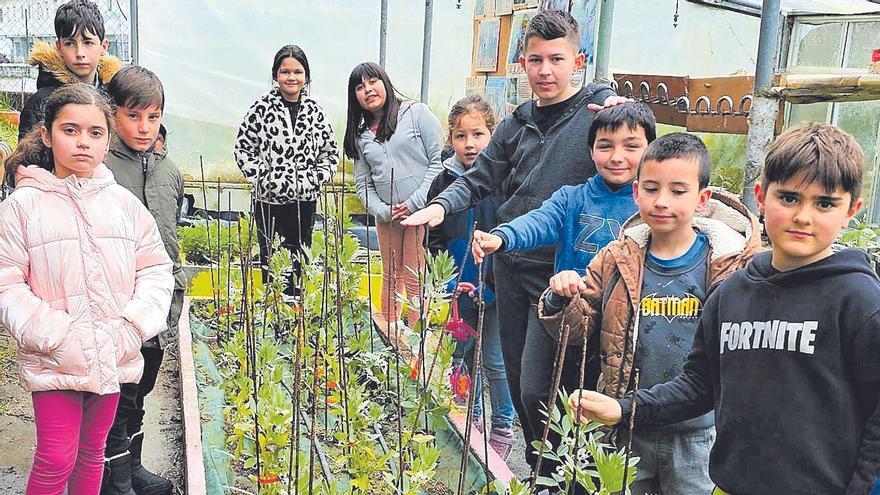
[844, 21, 880, 69]
[788, 102, 831, 125]
[793, 21, 845, 67]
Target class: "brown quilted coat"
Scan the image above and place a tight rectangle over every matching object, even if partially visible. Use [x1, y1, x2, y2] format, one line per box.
[538, 190, 762, 399]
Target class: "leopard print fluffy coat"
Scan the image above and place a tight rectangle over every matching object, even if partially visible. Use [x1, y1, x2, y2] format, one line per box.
[234, 89, 338, 203]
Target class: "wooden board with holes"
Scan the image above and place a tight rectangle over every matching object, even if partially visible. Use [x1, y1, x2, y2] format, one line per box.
[614, 73, 688, 127]
[687, 76, 754, 134]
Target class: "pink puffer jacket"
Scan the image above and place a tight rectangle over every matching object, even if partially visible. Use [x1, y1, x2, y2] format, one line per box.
[0, 164, 173, 394]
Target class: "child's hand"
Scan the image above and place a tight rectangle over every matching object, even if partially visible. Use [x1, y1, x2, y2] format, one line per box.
[549, 270, 587, 297]
[568, 389, 622, 425]
[401, 203, 445, 228]
[587, 95, 633, 112]
[472, 230, 502, 263]
[391, 203, 412, 221]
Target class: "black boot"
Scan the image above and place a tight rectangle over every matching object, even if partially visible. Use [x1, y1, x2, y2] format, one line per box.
[129, 430, 174, 495]
[100, 452, 137, 495]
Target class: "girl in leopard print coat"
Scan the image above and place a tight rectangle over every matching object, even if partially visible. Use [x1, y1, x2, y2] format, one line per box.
[234, 45, 338, 296]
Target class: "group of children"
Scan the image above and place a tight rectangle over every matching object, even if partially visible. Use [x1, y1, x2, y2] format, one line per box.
[403, 8, 880, 495]
[2, 1, 180, 494]
[1, 1, 878, 494]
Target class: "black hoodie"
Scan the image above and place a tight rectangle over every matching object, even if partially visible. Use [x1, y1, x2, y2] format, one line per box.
[619, 249, 880, 495]
[430, 84, 615, 267]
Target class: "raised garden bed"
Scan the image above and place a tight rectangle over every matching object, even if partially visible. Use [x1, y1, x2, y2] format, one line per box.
[175, 206, 638, 495]
[175, 213, 517, 494]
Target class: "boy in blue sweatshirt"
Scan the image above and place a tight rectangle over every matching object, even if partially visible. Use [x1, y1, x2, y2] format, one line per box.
[566, 124, 880, 495]
[470, 103, 654, 465]
[471, 103, 656, 275]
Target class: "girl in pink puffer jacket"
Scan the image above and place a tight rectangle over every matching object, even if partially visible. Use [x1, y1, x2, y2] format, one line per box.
[0, 84, 173, 495]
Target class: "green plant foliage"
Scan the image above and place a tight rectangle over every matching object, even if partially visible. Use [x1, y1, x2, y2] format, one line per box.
[527, 395, 638, 495]
[657, 124, 746, 195]
[193, 204, 467, 493]
[177, 218, 258, 264]
[0, 118, 17, 150]
[839, 220, 880, 270]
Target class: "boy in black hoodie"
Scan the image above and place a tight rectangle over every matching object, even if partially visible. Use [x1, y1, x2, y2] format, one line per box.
[403, 10, 624, 472]
[568, 124, 880, 495]
[18, 0, 121, 139]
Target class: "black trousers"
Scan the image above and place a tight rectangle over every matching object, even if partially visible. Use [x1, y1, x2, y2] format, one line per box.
[254, 200, 317, 296]
[105, 340, 164, 456]
[494, 253, 600, 476]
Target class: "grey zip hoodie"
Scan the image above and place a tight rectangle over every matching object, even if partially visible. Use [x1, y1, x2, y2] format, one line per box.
[354, 101, 444, 223]
[431, 84, 615, 265]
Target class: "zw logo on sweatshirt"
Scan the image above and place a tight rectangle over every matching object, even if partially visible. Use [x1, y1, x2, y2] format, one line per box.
[576, 215, 622, 254]
[640, 293, 701, 322]
[719, 320, 818, 355]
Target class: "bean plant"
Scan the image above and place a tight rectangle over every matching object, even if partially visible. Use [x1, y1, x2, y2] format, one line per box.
[198, 201, 465, 494]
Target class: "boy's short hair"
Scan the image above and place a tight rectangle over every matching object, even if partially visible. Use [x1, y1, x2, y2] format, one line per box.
[524, 10, 580, 52]
[762, 123, 864, 206]
[638, 133, 711, 189]
[107, 66, 165, 112]
[587, 102, 657, 148]
[55, 0, 105, 40]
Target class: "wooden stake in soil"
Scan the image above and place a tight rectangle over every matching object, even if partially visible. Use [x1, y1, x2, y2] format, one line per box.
[320, 189, 331, 433]
[198, 157, 219, 325]
[364, 175, 375, 353]
[622, 367, 640, 493]
[568, 315, 591, 495]
[223, 191, 233, 345]
[531, 319, 572, 494]
[331, 193, 353, 462]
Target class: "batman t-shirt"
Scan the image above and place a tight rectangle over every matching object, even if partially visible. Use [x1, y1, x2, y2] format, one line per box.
[634, 231, 714, 431]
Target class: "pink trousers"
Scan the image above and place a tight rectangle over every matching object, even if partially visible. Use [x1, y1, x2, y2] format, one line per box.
[375, 220, 426, 326]
[26, 390, 119, 495]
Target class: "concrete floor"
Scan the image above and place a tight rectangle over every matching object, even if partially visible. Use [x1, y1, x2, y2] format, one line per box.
[0, 334, 184, 493]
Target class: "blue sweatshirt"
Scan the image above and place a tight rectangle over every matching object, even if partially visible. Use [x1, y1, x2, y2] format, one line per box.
[491, 175, 637, 275]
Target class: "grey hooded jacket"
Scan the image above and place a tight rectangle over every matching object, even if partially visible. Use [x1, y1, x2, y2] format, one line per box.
[354, 101, 444, 222]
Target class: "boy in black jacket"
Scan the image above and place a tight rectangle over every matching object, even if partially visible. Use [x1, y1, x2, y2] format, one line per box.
[19, 0, 121, 139]
[403, 10, 624, 472]
[569, 124, 880, 495]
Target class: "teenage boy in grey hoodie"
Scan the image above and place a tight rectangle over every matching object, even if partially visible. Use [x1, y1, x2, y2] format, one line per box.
[403, 10, 625, 474]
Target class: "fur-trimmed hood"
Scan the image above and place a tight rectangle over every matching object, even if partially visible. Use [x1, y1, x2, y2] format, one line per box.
[28, 39, 122, 89]
[618, 188, 759, 263]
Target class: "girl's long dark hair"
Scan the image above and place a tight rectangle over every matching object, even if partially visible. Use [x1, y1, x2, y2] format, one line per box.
[343, 62, 403, 159]
[4, 83, 114, 187]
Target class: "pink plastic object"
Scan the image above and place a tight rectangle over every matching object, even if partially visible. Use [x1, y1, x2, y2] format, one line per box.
[445, 282, 477, 342]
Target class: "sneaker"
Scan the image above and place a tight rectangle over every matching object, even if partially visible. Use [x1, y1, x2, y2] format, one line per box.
[472, 416, 484, 434]
[488, 427, 515, 460]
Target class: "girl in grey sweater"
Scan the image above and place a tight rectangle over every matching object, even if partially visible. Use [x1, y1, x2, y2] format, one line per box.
[343, 62, 443, 326]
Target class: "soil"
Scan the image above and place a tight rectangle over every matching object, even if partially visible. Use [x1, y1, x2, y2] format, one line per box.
[0, 333, 184, 493]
